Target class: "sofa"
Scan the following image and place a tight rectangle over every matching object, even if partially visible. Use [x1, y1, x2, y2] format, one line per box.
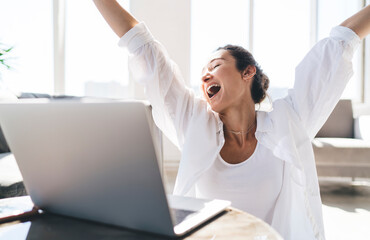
[312, 99, 370, 179]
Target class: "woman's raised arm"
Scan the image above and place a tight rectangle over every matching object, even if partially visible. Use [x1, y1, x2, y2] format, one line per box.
[93, 0, 138, 37]
[340, 4, 370, 40]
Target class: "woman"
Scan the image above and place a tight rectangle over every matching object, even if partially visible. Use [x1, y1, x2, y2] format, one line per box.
[93, 1, 370, 239]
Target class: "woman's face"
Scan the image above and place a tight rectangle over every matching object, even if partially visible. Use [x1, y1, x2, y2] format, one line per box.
[201, 50, 251, 113]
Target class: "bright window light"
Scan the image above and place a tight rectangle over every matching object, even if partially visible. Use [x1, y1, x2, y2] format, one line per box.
[65, 0, 130, 98]
[190, 0, 250, 96]
[318, 0, 363, 102]
[0, 0, 53, 94]
[253, 0, 311, 100]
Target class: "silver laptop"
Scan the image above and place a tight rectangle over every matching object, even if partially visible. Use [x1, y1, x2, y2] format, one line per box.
[0, 99, 230, 237]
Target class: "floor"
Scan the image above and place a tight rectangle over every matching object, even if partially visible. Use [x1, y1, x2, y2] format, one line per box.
[319, 178, 370, 240]
[163, 166, 370, 240]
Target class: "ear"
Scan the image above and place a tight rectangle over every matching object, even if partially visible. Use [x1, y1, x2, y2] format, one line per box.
[242, 65, 257, 81]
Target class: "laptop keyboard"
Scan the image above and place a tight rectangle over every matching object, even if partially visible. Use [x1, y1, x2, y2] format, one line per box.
[170, 208, 197, 225]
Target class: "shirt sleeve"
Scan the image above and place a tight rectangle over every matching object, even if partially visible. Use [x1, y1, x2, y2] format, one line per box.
[286, 25, 361, 140]
[118, 22, 196, 149]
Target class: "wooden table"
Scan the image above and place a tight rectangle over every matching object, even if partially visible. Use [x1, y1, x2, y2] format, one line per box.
[0, 197, 283, 240]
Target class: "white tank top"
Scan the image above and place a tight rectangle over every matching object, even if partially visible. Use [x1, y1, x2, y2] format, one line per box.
[195, 142, 284, 224]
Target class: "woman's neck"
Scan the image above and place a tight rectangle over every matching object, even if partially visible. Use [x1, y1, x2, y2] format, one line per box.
[219, 104, 257, 146]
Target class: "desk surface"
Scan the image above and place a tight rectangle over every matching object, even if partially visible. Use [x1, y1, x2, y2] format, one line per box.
[0, 197, 282, 240]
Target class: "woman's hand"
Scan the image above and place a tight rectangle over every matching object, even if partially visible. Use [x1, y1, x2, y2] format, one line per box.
[340, 4, 370, 40]
[93, 0, 139, 38]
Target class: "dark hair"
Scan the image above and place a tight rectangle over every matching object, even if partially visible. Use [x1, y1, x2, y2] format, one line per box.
[217, 45, 269, 104]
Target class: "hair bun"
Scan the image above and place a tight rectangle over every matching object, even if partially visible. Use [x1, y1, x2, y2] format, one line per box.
[261, 73, 269, 91]
[251, 68, 269, 104]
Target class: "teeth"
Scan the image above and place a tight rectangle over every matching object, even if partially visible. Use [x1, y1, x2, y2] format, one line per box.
[207, 84, 221, 94]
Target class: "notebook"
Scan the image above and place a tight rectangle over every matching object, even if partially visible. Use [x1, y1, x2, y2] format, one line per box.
[0, 99, 230, 237]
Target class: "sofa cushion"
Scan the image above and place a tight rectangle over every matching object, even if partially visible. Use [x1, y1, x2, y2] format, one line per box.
[313, 138, 370, 165]
[0, 153, 26, 198]
[18, 92, 79, 100]
[313, 137, 370, 178]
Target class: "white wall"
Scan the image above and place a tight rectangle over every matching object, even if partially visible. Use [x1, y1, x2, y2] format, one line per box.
[130, 0, 190, 163]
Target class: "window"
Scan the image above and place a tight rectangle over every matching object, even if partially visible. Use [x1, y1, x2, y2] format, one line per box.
[318, 0, 364, 102]
[1, 1, 368, 103]
[0, 0, 53, 94]
[0, 0, 131, 98]
[190, 0, 367, 102]
[365, 24, 370, 103]
[253, 0, 311, 100]
[65, 0, 130, 98]
[190, 0, 250, 95]
[366, 0, 370, 103]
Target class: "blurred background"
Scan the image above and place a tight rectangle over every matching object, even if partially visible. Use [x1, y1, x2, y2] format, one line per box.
[0, 1, 369, 239]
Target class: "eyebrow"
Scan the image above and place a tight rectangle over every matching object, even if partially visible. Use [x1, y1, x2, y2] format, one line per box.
[202, 57, 226, 73]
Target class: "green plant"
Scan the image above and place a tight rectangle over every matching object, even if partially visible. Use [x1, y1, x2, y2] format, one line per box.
[0, 44, 13, 70]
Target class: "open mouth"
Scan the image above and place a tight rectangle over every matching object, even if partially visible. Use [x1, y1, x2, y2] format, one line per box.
[207, 84, 221, 99]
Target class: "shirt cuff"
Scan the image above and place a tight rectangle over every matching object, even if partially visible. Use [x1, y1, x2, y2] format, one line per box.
[118, 22, 154, 53]
[330, 25, 361, 48]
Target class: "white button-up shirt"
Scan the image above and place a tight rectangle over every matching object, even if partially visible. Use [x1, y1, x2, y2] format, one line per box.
[119, 23, 361, 240]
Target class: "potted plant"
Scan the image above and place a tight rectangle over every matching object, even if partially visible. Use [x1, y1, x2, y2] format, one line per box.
[0, 44, 17, 99]
[0, 44, 13, 71]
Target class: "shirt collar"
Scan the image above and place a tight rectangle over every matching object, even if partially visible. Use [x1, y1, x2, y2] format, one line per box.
[215, 110, 272, 135]
[256, 110, 273, 133]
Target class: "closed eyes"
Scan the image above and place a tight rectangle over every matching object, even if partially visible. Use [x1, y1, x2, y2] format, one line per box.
[202, 57, 225, 74]
[213, 64, 220, 69]
[209, 63, 221, 72]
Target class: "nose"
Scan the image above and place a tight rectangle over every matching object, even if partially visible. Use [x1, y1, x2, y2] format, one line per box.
[202, 72, 212, 83]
